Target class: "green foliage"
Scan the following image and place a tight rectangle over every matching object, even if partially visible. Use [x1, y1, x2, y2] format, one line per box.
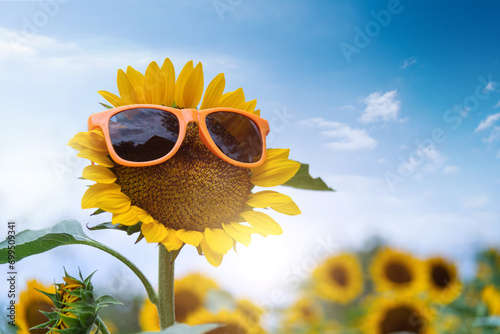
[136, 323, 221, 334]
[283, 163, 333, 191]
[0, 220, 96, 263]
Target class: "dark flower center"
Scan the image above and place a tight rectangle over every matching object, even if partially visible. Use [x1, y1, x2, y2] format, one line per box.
[381, 306, 425, 334]
[329, 265, 349, 287]
[175, 290, 202, 323]
[385, 262, 412, 284]
[26, 301, 53, 334]
[431, 264, 451, 289]
[113, 123, 252, 232]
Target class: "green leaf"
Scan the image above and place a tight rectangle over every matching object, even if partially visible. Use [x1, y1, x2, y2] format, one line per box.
[475, 316, 500, 327]
[0, 220, 95, 263]
[87, 222, 127, 232]
[0, 220, 158, 307]
[87, 221, 142, 236]
[137, 323, 222, 334]
[96, 295, 123, 306]
[99, 102, 113, 110]
[283, 163, 334, 191]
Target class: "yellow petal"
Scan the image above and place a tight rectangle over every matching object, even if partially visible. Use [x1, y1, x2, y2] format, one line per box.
[246, 190, 293, 208]
[112, 209, 139, 226]
[182, 62, 204, 108]
[82, 165, 117, 184]
[200, 238, 223, 267]
[200, 73, 225, 109]
[68, 130, 108, 153]
[271, 201, 301, 216]
[161, 58, 176, 107]
[81, 183, 121, 209]
[251, 159, 300, 187]
[219, 88, 245, 109]
[97, 90, 124, 107]
[174, 60, 194, 108]
[162, 228, 184, 251]
[176, 229, 203, 247]
[231, 223, 257, 234]
[77, 150, 114, 167]
[143, 61, 164, 105]
[204, 228, 233, 255]
[240, 211, 283, 235]
[266, 148, 290, 160]
[241, 99, 259, 115]
[117, 69, 139, 105]
[141, 223, 168, 243]
[133, 206, 156, 225]
[126, 66, 146, 103]
[222, 223, 251, 247]
[95, 191, 131, 214]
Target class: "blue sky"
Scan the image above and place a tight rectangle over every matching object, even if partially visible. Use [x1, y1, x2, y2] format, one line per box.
[1, 0, 500, 320]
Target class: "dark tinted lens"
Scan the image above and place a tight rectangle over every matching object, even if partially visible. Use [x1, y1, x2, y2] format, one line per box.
[205, 112, 263, 163]
[109, 108, 180, 162]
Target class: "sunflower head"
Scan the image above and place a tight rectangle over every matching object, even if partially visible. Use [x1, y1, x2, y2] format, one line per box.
[185, 309, 265, 334]
[16, 280, 55, 334]
[69, 58, 302, 267]
[426, 257, 462, 304]
[140, 272, 220, 330]
[482, 285, 500, 316]
[361, 296, 436, 334]
[370, 248, 427, 296]
[281, 296, 340, 333]
[312, 253, 363, 304]
[33, 270, 120, 333]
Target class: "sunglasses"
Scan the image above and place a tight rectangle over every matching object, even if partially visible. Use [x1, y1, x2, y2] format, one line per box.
[87, 104, 270, 168]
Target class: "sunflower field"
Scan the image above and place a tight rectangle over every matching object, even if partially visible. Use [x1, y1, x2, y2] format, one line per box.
[11, 244, 500, 333]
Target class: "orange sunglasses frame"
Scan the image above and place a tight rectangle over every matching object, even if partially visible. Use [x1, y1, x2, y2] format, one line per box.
[88, 104, 270, 168]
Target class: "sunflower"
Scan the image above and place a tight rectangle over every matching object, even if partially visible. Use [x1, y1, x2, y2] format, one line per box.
[68, 58, 301, 267]
[284, 296, 322, 326]
[236, 299, 264, 326]
[482, 285, 500, 316]
[185, 308, 265, 334]
[282, 296, 339, 334]
[425, 257, 462, 304]
[50, 275, 86, 332]
[370, 248, 426, 295]
[16, 280, 55, 334]
[139, 272, 219, 330]
[361, 296, 436, 334]
[312, 253, 363, 304]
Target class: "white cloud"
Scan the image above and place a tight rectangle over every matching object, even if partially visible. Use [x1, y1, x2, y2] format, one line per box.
[475, 112, 500, 132]
[461, 196, 489, 208]
[483, 81, 498, 93]
[443, 165, 459, 174]
[401, 57, 417, 69]
[359, 90, 401, 123]
[483, 126, 500, 143]
[301, 118, 377, 151]
[495, 100, 500, 108]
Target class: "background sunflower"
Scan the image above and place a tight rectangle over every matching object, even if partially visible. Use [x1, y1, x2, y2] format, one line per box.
[16, 280, 55, 334]
[312, 253, 363, 304]
[370, 248, 427, 296]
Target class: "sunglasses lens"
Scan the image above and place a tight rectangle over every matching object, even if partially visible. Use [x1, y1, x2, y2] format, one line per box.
[109, 108, 180, 162]
[205, 112, 263, 164]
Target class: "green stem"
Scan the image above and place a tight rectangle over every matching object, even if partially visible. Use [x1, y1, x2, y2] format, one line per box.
[158, 244, 175, 330]
[96, 317, 110, 334]
[81, 241, 158, 305]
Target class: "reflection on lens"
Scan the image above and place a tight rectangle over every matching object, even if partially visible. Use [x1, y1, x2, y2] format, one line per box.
[109, 108, 179, 162]
[205, 112, 263, 163]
